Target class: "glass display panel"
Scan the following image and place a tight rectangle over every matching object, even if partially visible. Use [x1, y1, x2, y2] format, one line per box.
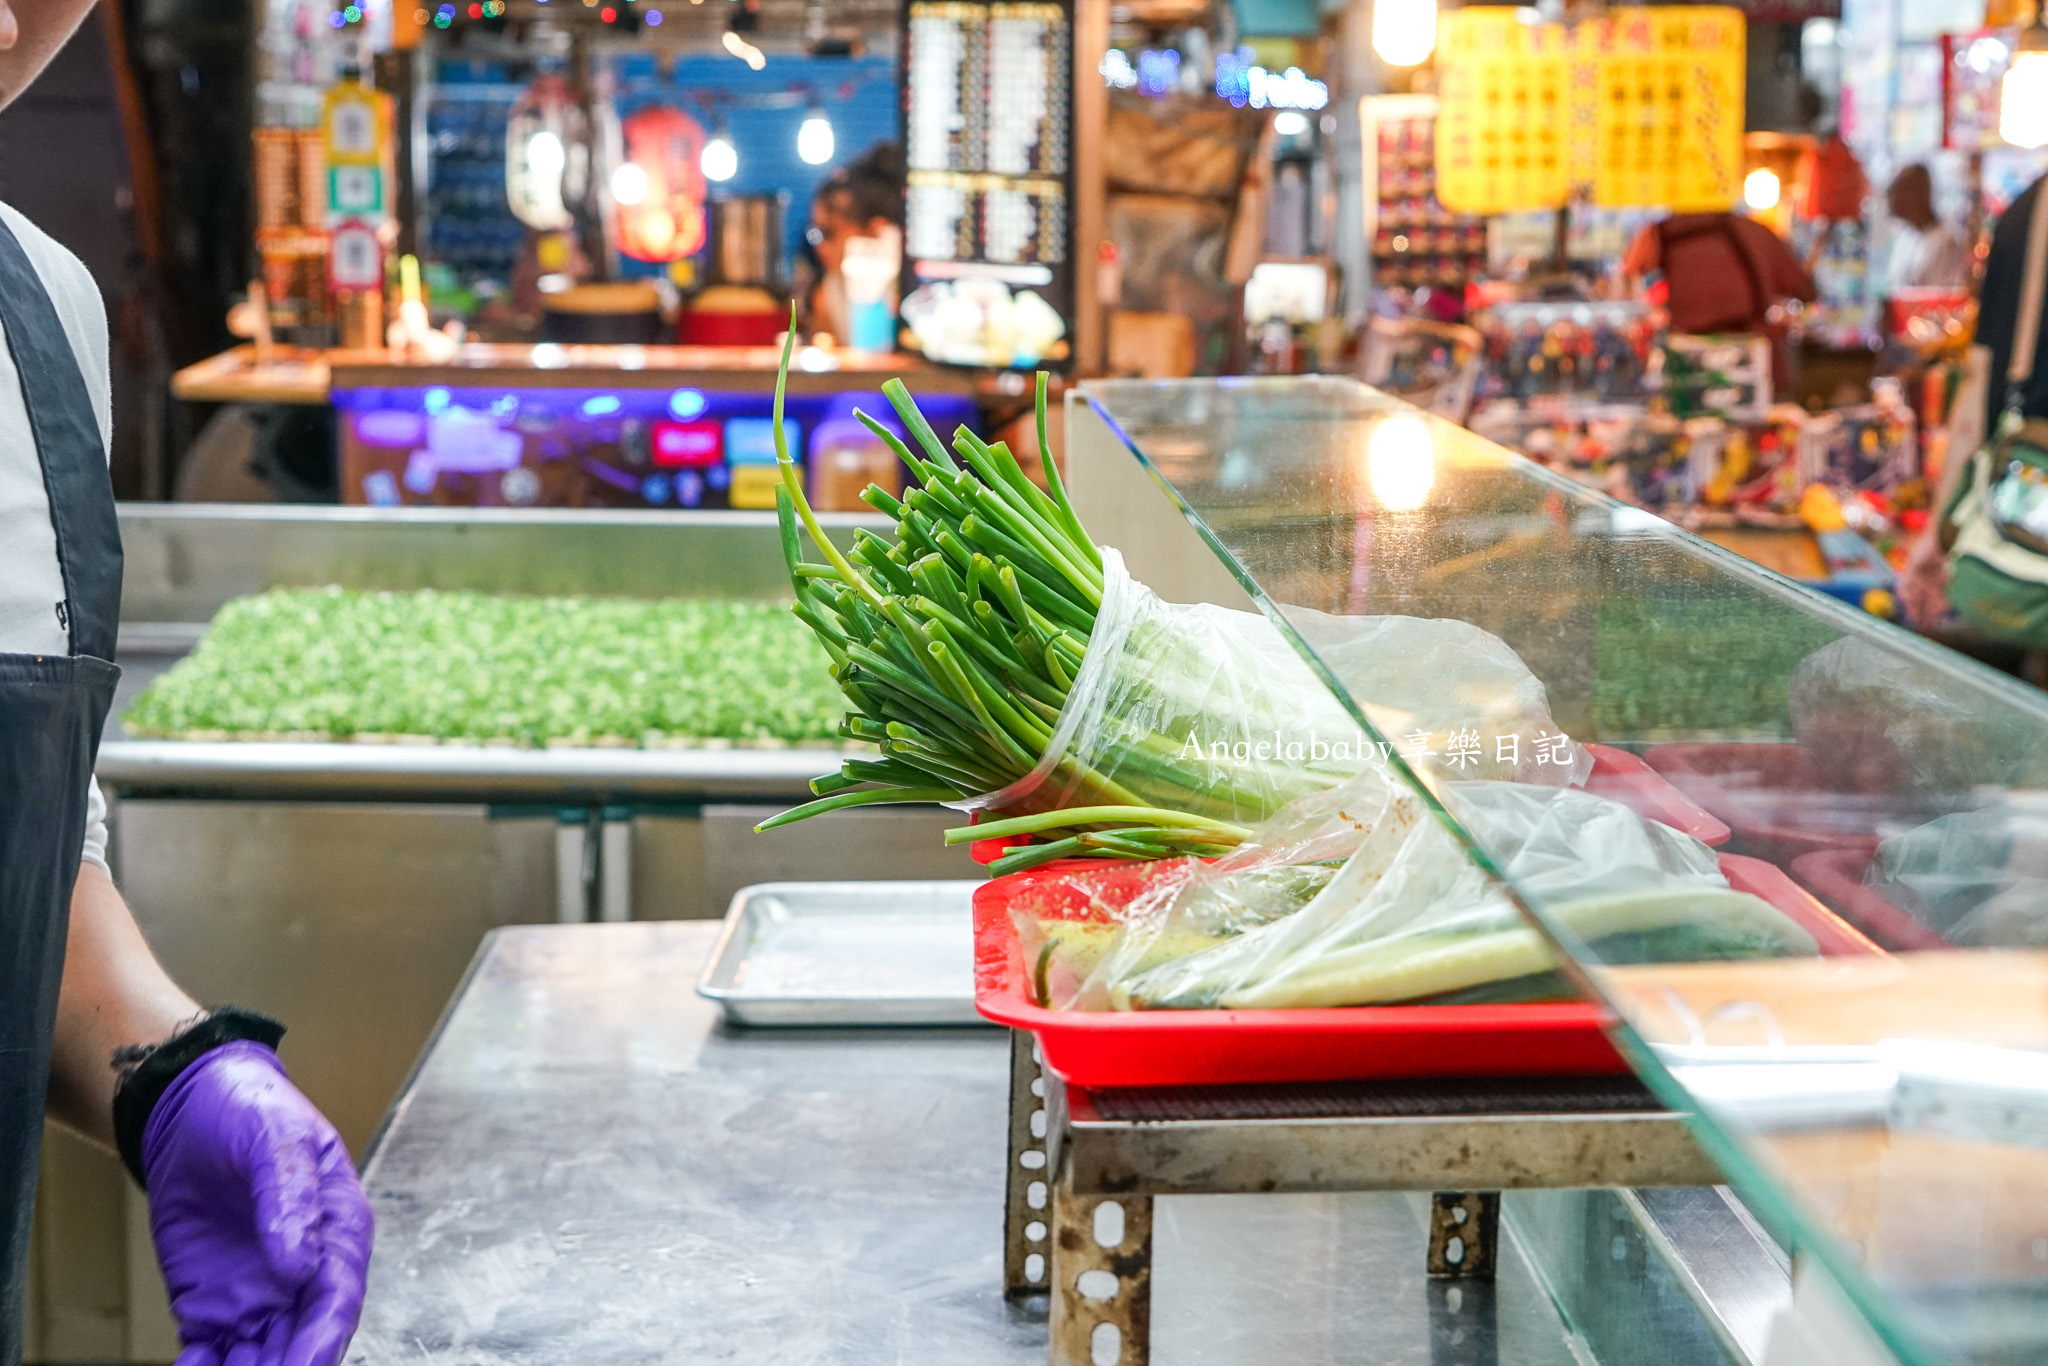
[1077, 376, 2048, 1366]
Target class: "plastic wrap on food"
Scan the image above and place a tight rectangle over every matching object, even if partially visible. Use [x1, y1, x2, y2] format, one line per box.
[1869, 796, 2048, 946]
[1289, 607, 1594, 789]
[967, 547, 1590, 827]
[1052, 776, 1814, 1012]
[1789, 636, 2043, 797]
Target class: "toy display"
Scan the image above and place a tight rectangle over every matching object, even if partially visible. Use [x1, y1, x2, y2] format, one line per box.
[1807, 385, 1920, 495]
[1658, 334, 1771, 419]
[1471, 300, 1663, 406]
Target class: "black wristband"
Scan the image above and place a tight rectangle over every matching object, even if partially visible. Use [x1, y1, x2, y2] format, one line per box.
[111, 1006, 286, 1189]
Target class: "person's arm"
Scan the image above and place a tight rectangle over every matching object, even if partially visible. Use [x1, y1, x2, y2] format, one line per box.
[51, 860, 373, 1366]
[45, 862, 201, 1144]
[1619, 222, 1661, 285]
[0, 0, 100, 110]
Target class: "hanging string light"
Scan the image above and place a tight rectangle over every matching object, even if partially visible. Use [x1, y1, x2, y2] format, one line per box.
[797, 101, 835, 164]
[702, 121, 738, 182]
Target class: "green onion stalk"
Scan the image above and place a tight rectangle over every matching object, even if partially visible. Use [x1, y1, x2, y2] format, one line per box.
[755, 321, 1259, 876]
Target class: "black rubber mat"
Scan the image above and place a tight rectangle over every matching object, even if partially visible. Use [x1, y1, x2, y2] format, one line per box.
[1086, 1074, 1668, 1122]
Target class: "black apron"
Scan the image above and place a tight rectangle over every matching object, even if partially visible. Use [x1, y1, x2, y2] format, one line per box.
[0, 214, 124, 1366]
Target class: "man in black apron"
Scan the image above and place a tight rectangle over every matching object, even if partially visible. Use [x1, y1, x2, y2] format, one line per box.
[0, 5, 370, 1364]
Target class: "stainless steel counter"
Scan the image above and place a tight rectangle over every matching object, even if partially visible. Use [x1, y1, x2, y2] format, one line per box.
[28, 506, 967, 1362]
[102, 502, 890, 802]
[97, 737, 846, 802]
[346, 923, 1763, 1366]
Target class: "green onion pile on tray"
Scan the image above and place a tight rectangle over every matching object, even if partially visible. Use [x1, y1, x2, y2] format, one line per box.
[123, 587, 846, 748]
[756, 328, 1824, 1013]
[758, 329, 1254, 873]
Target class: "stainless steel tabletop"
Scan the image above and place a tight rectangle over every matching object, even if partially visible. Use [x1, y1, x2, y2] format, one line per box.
[347, 922, 1754, 1366]
[96, 735, 842, 801]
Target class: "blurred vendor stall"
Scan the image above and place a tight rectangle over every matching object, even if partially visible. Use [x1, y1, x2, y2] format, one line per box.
[1350, 5, 1941, 618]
[173, 0, 1093, 504]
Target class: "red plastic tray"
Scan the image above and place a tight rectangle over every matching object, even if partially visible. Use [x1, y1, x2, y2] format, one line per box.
[1641, 742, 1910, 866]
[1789, 847, 1951, 952]
[1582, 743, 1730, 845]
[1718, 852, 1883, 956]
[968, 743, 1725, 867]
[972, 850, 1879, 1088]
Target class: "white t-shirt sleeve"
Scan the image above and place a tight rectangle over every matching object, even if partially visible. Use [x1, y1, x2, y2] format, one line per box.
[80, 776, 109, 877]
[0, 202, 112, 451]
[0, 204, 117, 877]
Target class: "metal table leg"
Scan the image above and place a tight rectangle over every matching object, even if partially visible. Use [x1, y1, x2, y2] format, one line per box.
[1004, 1029, 1052, 1298]
[1426, 1280, 1500, 1366]
[1428, 1192, 1500, 1280]
[1049, 1152, 1153, 1366]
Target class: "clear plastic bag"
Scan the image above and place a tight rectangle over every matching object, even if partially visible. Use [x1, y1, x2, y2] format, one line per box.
[1789, 636, 2044, 797]
[1868, 796, 2048, 946]
[967, 546, 1590, 825]
[1052, 775, 1815, 1011]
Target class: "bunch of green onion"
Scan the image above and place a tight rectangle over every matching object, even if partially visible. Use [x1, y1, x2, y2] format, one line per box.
[758, 330, 1252, 876]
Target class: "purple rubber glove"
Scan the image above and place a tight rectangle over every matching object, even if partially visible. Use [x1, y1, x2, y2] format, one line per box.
[143, 1041, 373, 1366]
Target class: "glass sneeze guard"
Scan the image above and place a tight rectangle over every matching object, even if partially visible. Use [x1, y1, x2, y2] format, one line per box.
[1073, 376, 2048, 1366]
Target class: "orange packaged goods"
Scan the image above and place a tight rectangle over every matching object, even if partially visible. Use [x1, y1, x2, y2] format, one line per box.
[253, 129, 300, 230]
[296, 129, 327, 232]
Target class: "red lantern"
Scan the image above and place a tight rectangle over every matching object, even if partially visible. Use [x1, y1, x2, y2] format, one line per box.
[614, 106, 708, 263]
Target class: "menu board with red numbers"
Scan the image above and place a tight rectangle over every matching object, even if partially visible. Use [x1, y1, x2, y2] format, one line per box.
[900, 0, 1075, 368]
[1434, 11, 1573, 216]
[1436, 6, 1745, 216]
[1586, 7, 1745, 212]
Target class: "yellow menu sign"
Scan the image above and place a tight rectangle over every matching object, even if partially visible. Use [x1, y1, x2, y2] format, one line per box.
[1434, 9, 1572, 217]
[1587, 8, 1744, 212]
[1436, 6, 1745, 216]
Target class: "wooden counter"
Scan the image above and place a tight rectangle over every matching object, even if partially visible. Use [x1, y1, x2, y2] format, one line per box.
[170, 345, 337, 404]
[172, 342, 981, 406]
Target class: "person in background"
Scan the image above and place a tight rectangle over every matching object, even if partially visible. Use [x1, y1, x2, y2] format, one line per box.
[1621, 210, 1816, 392]
[0, 0, 371, 1361]
[805, 142, 905, 344]
[1901, 173, 2048, 628]
[1885, 163, 1971, 294]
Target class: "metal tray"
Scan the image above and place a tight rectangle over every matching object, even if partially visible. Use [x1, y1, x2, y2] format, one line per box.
[697, 880, 988, 1026]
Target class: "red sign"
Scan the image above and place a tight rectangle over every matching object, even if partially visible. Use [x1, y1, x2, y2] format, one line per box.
[328, 219, 383, 292]
[651, 420, 723, 467]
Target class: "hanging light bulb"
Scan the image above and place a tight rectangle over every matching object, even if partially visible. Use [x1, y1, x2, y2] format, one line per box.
[611, 161, 649, 206]
[1372, 0, 1436, 67]
[2003, 20, 2048, 150]
[797, 104, 835, 165]
[1743, 167, 1781, 211]
[702, 131, 738, 183]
